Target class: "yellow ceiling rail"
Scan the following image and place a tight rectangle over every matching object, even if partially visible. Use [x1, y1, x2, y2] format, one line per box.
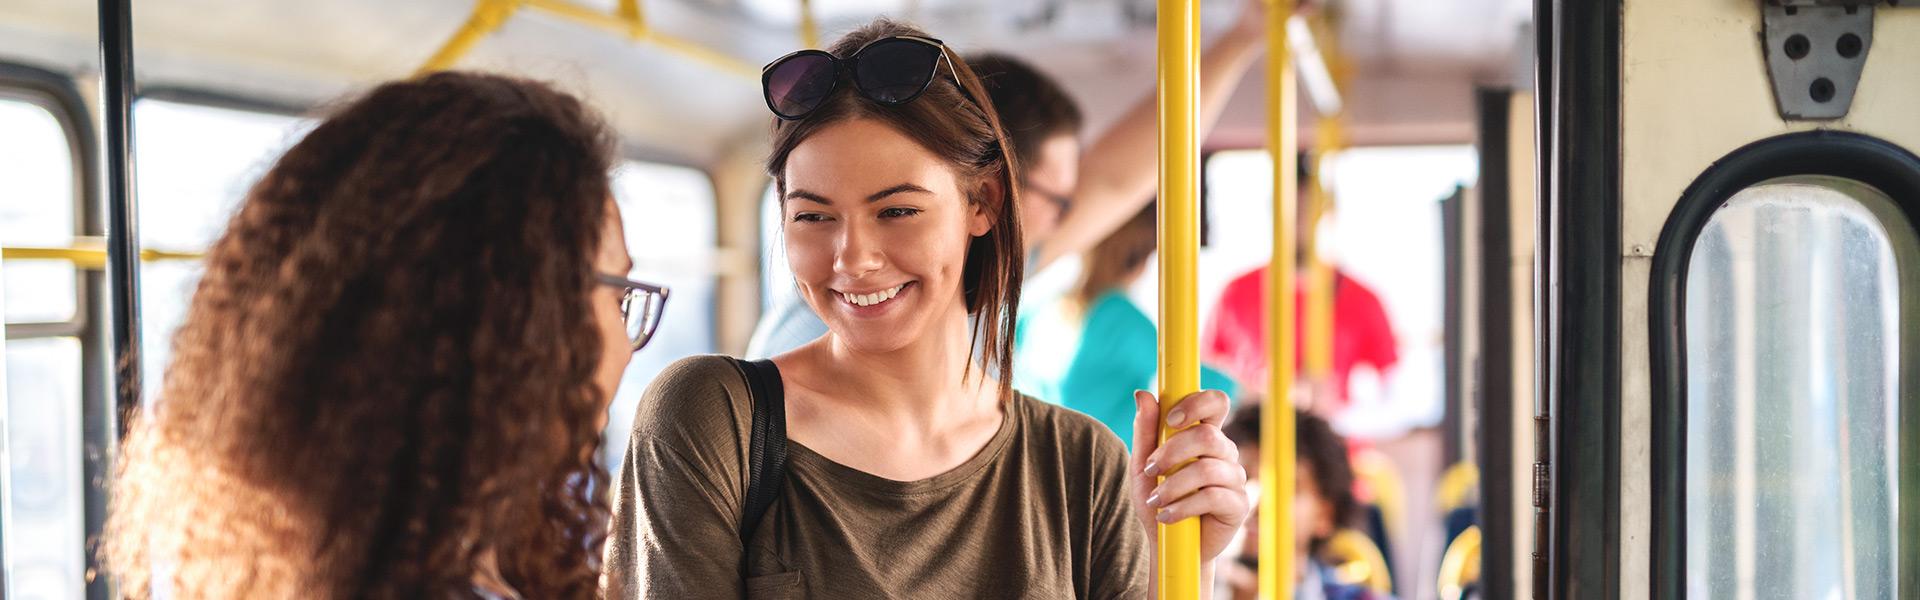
[1156, 0, 1203, 597]
[417, 0, 523, 76]
[414, 0, 758, 79]
[1260, 0, 1298, 598]
[3, 243, 204, 270]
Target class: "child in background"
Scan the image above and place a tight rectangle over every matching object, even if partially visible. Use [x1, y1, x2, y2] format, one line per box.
[1220, 403, 1393, 600]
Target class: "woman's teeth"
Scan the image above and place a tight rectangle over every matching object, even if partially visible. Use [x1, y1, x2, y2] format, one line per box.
[842, 283, 905, 307]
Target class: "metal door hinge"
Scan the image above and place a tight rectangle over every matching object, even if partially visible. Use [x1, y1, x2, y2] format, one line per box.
[1761, 1, 1880, 120]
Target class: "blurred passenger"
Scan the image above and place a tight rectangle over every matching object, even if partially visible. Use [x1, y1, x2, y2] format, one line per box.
[604, 19, 1247, 597]
[1203, 156, 1399, 416]
[1013, 203, 1238, 448]
[1220, 406, 1392, 600]
[104, 72, 663, 598]
[745, 0, 1275, 358]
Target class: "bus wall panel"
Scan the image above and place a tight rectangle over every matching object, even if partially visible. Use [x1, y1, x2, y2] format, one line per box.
[1620, 2, 1920, 593]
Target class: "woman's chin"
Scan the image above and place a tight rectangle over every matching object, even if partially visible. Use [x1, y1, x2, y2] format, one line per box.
[824, 327, 916, 355]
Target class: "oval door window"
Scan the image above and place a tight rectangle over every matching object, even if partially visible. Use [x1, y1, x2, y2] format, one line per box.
[1683, 175, 1914, 598]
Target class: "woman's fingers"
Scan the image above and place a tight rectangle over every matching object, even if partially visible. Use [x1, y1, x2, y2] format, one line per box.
[1144, 457, 1246, 510]
[1163, 389, 1231, 431]
[1151, 485, 1251, 525]
[1140, 423, 1238, 477]
[1130, 390, 1160, 474]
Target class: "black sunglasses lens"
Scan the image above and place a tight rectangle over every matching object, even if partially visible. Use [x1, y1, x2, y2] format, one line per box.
[765, 53, 837, 118]
[854, 39, 942, 104]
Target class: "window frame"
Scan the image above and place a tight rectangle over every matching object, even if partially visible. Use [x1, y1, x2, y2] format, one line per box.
[0, 60, 104, 600]
[0, 63, 98, 340]
[1648, 130, 1920, 597]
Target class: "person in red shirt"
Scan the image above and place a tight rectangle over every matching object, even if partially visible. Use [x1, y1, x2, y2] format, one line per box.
[1204, 267, 1398, 412]
[1203, 160, 1399, 414]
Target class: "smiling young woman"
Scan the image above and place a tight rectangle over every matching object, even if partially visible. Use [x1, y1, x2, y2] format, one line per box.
[603, 19, 1250, 599]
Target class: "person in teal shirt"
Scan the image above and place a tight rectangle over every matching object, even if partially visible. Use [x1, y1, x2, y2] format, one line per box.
[1015, 204, 1237, 448]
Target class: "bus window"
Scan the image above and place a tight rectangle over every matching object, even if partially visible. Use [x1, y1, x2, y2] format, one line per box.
[132, 99, 313, 404]
[1682, 176, 1910, 598]
[0, 98, 77, 324]
[603, 160, 718, 469]
[0, 95, 83, 600]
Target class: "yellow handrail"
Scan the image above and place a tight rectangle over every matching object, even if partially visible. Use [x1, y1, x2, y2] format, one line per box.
[1304, 115, 1343, 391]
[1260, 1, 1298, 599]
[1156, 0, 1202, 597]
[2, 243, 204, 269]
[798, 0, 820, 49]
[416, 0, 523, 76]
[414, 0, 758, 79]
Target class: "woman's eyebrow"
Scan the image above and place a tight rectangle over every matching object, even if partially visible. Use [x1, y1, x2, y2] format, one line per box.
[865, 183, 932, 202]
[786, 189, 832, 204]
[787, 183, 932, 205]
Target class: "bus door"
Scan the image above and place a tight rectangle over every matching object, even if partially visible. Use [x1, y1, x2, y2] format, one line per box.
[1540, 0, 1920, 597]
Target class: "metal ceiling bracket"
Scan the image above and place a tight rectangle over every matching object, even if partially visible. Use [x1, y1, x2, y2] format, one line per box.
[1761, 1, 1876, 120]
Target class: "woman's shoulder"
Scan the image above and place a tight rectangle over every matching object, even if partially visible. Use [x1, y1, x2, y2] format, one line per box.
[1085, 291, 1153, 329]
[629, 354, 754, 446]
[1013, 392, 1131, 462]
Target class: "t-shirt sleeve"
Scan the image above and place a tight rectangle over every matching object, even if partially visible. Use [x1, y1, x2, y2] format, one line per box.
[1086, 431, 1151, 598]
[1204, 270, 1266, 388]
[1346, 279, 1400, 371]
[602, 355, 752, 598]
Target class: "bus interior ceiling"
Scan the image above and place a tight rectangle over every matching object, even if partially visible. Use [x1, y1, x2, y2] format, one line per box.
[0, 0, 1532, 168]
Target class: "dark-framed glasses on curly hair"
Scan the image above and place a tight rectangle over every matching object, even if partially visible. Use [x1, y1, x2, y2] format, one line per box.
[597, 273, 670, 352]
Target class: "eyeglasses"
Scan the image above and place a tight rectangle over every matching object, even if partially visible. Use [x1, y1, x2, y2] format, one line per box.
[1022, 178, 1073, 216]
[762, 35, 965, 120]
[597, 273, 670, 352]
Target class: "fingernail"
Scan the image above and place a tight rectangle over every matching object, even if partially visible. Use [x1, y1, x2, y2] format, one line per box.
[1157, 509, 1176, 523]
[1146, 492, 1163, 508]
[1168, 410, 1186, 427]
[1143, 460, 1160, 476]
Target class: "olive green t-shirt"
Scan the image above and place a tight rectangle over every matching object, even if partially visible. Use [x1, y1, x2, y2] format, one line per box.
[603, 355, 1149, 599]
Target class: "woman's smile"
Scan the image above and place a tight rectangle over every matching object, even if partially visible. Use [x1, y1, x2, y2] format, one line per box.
[835, 281, 915, 316]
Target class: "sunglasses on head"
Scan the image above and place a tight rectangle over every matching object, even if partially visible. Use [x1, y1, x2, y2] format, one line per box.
[761, 35, 965, 120]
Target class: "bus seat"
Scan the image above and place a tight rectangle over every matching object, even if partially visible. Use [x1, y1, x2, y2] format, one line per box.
[1350, 448, 1406, 550]
[1435, 461, 1479, 515]
[1437, 525, 1482, 600]
[1443, 506, 1477, 551]
[1325, 528, 1395, 594]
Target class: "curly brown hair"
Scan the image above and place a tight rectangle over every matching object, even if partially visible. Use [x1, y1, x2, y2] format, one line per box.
[103, 72, 617, 598]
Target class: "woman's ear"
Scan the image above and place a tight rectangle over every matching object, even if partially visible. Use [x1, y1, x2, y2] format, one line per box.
[967, 177, 1004, 238]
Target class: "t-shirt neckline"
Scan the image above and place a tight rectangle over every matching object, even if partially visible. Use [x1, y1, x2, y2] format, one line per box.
[785, 395, 1019, 497]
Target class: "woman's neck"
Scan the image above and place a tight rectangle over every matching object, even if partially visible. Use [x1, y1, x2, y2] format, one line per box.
[781, 303, 1002, 480]
[817, 306, 993, 429]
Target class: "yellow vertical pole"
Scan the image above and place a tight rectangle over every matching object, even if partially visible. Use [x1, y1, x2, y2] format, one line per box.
[1260, 1, 1298, 599]
[798, 0, 820, 48]
[1156, 0, 1202, 597]
[1305, 118, 1342, 389]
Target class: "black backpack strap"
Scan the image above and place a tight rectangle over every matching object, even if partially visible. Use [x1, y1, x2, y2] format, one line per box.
[734, 358, 788, 545]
